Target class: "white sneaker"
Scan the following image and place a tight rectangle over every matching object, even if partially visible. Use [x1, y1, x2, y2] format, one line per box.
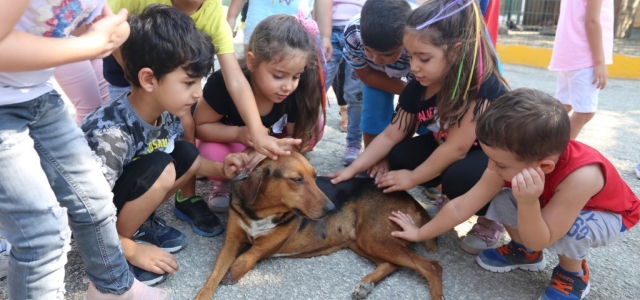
[85, 279, 172, 300]
[0, 238, 10, 280]
[206, 180, 230, 213]
[635, 163, 640, 179]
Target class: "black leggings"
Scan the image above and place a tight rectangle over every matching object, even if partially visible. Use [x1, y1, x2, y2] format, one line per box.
[331, 60, 347, 106]
[387, 134, 490, 215]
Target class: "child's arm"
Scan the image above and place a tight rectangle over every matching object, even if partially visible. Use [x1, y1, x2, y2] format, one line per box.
[353, 65, 407, 95]
[329, 108, 410, 183]
[0, 4, 129, 72]
[217, 54, 301, 160]
[193, 98, 252, 145]
[585, 0, 607, 89]
[390, 168, 504, 242]
[514, 165, 604, 251]
[196, 152, 249, 180]
[315, 0, 333, 59]
[226, 0, 247, 37]
[375, 101, 480, 193]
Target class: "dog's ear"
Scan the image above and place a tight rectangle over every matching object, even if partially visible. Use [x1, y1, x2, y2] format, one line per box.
[239, 166, 269, 207]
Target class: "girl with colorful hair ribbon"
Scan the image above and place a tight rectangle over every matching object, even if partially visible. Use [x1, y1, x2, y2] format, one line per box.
[330, 0, 510, 254]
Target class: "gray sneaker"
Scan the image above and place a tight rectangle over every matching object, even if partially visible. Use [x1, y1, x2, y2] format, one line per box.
[461, 216, 506, 255]
[207, 180, 230, 213]
[343, 141, 361, 166]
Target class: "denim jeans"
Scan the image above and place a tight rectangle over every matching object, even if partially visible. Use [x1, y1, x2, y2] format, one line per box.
[325, 26, 363, 145]
[0, 91, 133, 299]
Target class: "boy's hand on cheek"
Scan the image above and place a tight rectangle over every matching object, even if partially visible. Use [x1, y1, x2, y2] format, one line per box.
[511, 167, 545, 204]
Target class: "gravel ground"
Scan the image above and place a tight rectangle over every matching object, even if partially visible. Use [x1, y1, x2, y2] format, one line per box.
[1, 63, 639, 300]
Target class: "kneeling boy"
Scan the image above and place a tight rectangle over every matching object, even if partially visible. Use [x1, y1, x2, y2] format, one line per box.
[389, 88, 639, 300]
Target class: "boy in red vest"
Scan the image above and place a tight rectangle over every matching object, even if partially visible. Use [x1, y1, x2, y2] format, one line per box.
[388, 88, 640, 300]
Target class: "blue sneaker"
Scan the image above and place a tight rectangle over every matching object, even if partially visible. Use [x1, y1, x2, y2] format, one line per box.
[476, 240, 546, 273]
[539, 260, 590, 300]
[129, 263, 166, 286]
[133, 212, 187, 253]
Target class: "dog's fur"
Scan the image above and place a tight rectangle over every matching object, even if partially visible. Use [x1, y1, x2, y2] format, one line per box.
[194, 153, 444, 300]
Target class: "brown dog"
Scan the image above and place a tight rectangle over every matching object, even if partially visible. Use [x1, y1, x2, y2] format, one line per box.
[194, 152, 444, 300]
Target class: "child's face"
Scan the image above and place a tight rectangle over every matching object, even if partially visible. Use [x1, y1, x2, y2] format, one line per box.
[363, 45, 404, 66]
[403, 32, 449, 89]
[480, 143, 540, 182]
[154, 67, 202, 117]
[251, 50, 307, 104]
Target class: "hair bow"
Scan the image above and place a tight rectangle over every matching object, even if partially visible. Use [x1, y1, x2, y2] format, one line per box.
[295, 6, 319, 35]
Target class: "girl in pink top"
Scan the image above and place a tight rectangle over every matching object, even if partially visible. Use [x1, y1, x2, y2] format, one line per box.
[549, 0, 614, 139]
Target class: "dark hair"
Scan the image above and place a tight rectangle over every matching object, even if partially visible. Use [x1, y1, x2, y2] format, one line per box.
[476, 88, 570, 162]
[121, 4, 214, 87]
[405, 0, 508, 130]
[245, 14, 324, 151]
[360, 0, 411, 51]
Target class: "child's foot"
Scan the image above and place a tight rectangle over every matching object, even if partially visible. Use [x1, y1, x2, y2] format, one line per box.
[476, 240, 546, 273]
[132, 213, 186, 253]
[174, 192, 225, 237]
[425, 194, 450, 219]
[85, 278, 172, 300]
[206, 180, 230, 213]
[460, 216, 506, 254]
[635, 163, 640, 179]
[343, 141, 361, 166]
[128, 263, 166, 286]
[539, 260, 590, 300]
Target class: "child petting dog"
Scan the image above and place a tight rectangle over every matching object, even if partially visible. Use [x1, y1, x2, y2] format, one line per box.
[389, 88, 640, 300]
[82, 5, 248, 285]
[331, 0, 509, 255]
[194, 14, 325, 212]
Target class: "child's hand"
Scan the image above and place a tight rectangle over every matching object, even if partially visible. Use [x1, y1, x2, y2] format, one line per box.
[389, 211, 422, 242]
[83, 6, 130, 58]
[322, 36, 333, 60]
[251, 132, 301, 160]
[222, 152, 250, 179]
[375, 169, 416, 193]
[128, 243, 179, 275]
[327, 167, 357, 184]
[511, 167, 545, 204]
[368, 159, 389, 181]
[592, 63, 608, 90]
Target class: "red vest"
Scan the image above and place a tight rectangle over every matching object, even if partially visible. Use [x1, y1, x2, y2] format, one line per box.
[540, 140, 640, 229]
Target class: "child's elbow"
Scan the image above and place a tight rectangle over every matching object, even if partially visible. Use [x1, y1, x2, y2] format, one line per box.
[585, 18, 601, 30]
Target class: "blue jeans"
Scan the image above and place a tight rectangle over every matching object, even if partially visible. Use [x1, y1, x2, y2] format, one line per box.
[325, 26, 363, 145]
[360, 84, 395, 135]
[0, 91, 133, 299]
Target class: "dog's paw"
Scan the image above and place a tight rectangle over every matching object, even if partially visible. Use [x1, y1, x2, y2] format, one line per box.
[220, 270, 235, 285]
[351, 282, 374, 299]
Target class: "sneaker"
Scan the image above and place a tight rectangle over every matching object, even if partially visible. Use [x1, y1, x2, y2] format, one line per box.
[128, 263, 166, 286]
[539, 260, 590, 300]
[343, 141, 361, 166]
[132, 213, 186, 253]
[424, 186, 442, 200]
[635, 163, 640, 179]
[460, 216, 506, 254]
[206, 180, 230, 213]
[425, 194, 450, 219]
[476, 240, 546, 273]
[174, 192, 225, 237]
[0, 238, 10, 280]
[85, 278, 172, 299]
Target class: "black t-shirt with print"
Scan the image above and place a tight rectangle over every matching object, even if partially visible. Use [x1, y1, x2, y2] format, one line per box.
[202, 70, 299, 133]
[397, 74, 508, 130]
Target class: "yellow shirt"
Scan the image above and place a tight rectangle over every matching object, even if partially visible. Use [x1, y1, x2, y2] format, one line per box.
[109, 0, 234, 55]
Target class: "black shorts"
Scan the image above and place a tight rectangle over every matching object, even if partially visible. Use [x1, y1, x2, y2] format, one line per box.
[112, 141, 199, 214]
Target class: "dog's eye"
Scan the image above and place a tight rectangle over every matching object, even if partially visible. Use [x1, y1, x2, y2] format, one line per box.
[289, 177, 304, 184]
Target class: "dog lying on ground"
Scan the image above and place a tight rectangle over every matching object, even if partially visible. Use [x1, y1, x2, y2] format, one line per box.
[194, 152, 444, 300]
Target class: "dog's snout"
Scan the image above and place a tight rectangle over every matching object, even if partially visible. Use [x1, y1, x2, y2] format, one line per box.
[323, 200, 336, 214]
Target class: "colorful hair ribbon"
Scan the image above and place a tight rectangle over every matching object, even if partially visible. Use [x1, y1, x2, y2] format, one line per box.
[415, 0, 473, 30]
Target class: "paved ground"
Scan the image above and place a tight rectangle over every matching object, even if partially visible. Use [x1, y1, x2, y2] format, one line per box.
[1, 63, 639, 299]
